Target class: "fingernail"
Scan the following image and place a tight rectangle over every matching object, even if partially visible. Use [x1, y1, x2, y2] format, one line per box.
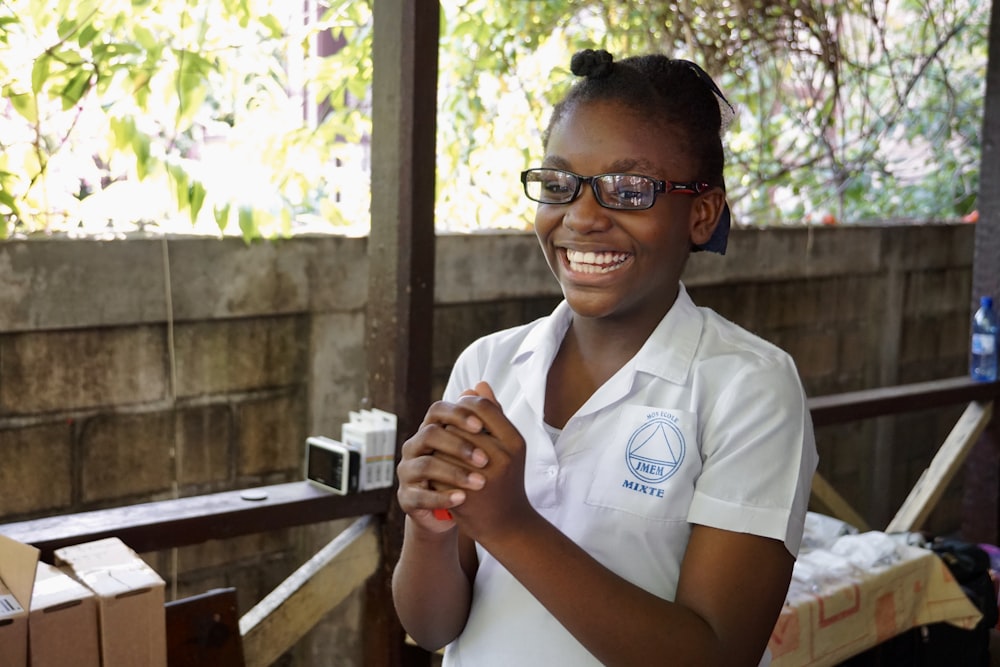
[467, 472, 485, 489]
[466, 416, 483, 432]
[470, 448, 488, 467]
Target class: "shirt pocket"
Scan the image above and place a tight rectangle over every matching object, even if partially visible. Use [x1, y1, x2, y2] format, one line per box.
[584, 404, 700, 522]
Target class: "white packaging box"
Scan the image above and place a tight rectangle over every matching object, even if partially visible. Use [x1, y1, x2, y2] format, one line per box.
[341, 409, 397, 490]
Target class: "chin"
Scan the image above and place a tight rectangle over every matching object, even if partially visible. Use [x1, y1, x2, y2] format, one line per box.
[560, 289, 625, 320]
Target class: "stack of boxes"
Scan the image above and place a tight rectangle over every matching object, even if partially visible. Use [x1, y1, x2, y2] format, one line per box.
[0, 535, 166, 667]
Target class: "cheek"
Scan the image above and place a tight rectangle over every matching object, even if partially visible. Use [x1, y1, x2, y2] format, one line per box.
[533, 211, 563, 270]
[533, 206, 561, 240]
[630, 218, 693, 262]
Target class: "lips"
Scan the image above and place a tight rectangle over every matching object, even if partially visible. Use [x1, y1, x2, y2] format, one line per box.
[564, 248, 631, 274]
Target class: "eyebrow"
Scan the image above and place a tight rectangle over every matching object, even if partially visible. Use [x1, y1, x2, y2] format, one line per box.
[540, 155, 663, 176]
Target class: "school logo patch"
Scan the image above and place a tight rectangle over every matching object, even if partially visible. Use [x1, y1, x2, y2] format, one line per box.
[625, 412, 686, 484]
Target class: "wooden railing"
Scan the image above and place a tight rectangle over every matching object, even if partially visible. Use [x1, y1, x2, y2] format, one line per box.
[809, 377, 999, 534]
[2, 376, 998, 666]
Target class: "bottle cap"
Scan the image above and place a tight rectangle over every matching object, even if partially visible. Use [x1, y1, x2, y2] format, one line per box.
[983, 296, 994, 309]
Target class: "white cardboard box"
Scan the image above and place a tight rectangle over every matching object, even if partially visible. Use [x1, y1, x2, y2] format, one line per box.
[29, 561, 100, 667]
[54, 538, 166, 667]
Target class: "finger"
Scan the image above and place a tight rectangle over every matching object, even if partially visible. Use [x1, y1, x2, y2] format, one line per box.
[429, 450, 487, 490]
[472, 381, 499, 406]
[400, 451, 486, 495]
[400, 483, 467, 514]
[402, 422, 489, 469]
[424, 400, 488, 439]
[452, 395, 521, 455]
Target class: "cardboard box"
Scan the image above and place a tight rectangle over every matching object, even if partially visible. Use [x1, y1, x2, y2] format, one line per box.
[55, 538, 166, 667]
[0, 534, 39, 667]
[29, 562, 100, 667]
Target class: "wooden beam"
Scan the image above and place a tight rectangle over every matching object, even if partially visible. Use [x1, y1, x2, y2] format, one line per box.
[963, 407, 1000, 543]
[367, 3, 438, 428]
[807, 376, 1000, 427]
[887, 401, 994, 533]
[974, 0, 1000, 306]
[240, 515, 379, 667]
[810, 472, 870, 532]
[965, 0, 1000, 548]
[366, 2, 440, 667]
[0, 482, 391, 562]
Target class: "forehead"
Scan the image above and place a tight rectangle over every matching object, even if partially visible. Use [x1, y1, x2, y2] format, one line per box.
[544, 100, 693, 177]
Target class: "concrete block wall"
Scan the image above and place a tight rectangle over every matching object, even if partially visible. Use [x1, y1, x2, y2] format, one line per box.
[0, 222, 978, 665]
[0, 236, 369, 666]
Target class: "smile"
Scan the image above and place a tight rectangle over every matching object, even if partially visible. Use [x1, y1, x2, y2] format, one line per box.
[564, 248, 631, 274]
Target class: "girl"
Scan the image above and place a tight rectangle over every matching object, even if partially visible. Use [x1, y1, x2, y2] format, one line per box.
[393, 49, 817, 667]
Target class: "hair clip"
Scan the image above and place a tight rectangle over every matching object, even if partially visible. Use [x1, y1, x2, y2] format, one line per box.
[675, 59, 736, 134]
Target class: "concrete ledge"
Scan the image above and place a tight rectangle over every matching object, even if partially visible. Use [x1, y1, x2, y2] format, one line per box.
[0, 224, 974, 331]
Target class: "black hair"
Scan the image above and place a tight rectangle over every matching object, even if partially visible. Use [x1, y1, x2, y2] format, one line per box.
[544, 49, 729, 189]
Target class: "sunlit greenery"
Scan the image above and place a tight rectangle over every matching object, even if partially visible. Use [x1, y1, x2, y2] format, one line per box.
[0, 0, 988, 239]
[0, 0, 373, 238]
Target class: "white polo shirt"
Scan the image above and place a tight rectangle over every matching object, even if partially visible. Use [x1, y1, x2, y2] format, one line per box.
[442, 284, 818, 667]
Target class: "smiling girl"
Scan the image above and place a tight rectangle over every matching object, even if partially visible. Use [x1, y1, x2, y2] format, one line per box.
[393, 49, 818, 667]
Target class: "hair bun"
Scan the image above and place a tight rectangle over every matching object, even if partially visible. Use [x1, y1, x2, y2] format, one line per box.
[570, 49, 614, 79]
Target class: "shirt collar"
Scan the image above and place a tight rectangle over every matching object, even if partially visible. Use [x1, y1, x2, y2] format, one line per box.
[513, 299, 573, 367]
[631, 283, 703, 384]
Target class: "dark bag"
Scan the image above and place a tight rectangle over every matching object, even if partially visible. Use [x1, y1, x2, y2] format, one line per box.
[916, 539, 999, 667]
[839, 539, 998, 666]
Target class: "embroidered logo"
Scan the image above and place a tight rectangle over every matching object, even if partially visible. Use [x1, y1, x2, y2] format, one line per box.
[625, 412, 686, 484]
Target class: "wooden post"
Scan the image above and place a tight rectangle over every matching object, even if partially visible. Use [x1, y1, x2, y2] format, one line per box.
[964, 0, 1000, 546]
[365, 2, 439, 666]
[974, 2, 1000, 308]
[962, 404, 1000, 543]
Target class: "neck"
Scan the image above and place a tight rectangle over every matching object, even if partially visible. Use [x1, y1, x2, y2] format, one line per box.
[568, 284, 680, 361]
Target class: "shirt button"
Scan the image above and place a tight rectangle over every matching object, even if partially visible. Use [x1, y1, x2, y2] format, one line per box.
[547, 466, 558, 478]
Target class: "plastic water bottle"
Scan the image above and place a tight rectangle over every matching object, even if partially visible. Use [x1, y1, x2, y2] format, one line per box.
[970, 295, 998, 382]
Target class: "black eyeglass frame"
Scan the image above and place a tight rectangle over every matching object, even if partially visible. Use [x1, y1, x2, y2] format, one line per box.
[520, 168, 710, 211]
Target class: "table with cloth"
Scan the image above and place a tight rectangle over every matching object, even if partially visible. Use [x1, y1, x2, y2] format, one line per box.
[767, 515, 984, 667]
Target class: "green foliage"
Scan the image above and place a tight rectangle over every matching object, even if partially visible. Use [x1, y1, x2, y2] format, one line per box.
[0, 0, 988, 239]
[434, 0, 988, 228]
[0, 0, 373, 239]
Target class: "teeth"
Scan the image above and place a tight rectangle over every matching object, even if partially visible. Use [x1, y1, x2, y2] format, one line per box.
[565, 249, 630, 273]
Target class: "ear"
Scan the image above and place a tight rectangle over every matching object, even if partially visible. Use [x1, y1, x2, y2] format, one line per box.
[688, 188, 726, 247]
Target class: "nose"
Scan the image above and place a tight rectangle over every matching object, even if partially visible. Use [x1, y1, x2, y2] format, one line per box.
[561, 181, 612, 233]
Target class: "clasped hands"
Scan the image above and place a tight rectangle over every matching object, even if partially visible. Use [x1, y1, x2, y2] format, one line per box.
[396, 381, 530, 542]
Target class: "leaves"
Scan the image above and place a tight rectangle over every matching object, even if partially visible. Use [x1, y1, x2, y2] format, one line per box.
[237, 206, 256, 240]
[175, 49, 214, 131]
[214, 203, 231, 233]
[0, 0, 987, 237]
[31, 54, 50, 95]
[60, 68, 92, 109]
[6, 87, 37, 123]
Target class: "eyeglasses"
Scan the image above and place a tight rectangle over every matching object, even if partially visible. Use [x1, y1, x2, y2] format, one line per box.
[520, 168, 708, 211]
